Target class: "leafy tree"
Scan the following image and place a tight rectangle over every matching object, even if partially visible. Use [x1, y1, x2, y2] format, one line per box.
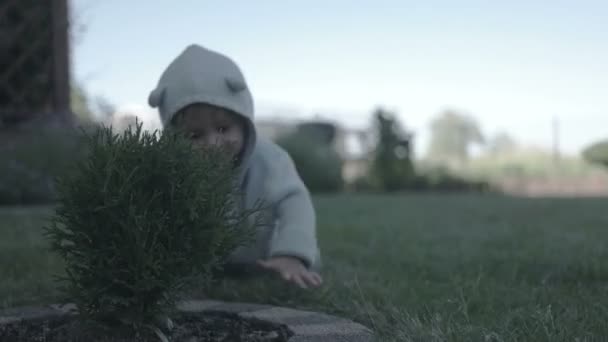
[70, 82, 116, 124]
[582, 139, 608, 169]
[70, 83, 93, 122]
[428, 110, 484, 163]
[486, 131, 517, 156]
[370, 107, 415, 191]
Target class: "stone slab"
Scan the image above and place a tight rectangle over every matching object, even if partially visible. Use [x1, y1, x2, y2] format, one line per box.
[0, 299, 375, 341]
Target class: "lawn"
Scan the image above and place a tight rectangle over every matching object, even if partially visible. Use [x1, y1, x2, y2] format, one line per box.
[1, 194, 607, 341]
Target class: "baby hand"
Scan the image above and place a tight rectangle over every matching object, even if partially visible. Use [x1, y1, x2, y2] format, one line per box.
[257, 256, 323, 289]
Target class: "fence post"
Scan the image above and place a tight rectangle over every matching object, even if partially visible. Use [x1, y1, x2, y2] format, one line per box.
[51, 0, 72, 125]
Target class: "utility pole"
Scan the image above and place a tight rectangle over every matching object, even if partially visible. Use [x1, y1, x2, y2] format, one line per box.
[552, 116, 560, 164]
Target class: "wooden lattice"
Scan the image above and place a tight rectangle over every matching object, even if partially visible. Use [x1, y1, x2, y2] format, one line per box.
[0, 0, 70, 126]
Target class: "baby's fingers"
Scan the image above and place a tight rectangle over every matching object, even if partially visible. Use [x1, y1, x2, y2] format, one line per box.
[308, 272, 323, 287]
[291, 274, 308, 289]
[301, 272, 322, 288]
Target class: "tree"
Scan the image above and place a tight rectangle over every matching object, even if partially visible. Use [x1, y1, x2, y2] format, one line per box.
[486, 131, 517, 156]
[370, 107, 415, 191]
[70, 83, 115, 124]
[69, 2, 115, 124]
[93, 95, 116, 122]
[427, 110, 484, 163]
[70, 83, 95, 123]
[582, 139, 608, 169]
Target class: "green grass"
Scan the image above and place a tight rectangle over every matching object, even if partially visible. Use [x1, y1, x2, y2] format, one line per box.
[1, 194, 608, 341]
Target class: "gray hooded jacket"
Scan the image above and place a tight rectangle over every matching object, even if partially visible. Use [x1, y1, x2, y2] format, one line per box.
[148, 44, 321, 269]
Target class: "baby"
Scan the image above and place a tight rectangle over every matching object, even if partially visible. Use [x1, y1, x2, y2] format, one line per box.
[148, 44, 322, 289]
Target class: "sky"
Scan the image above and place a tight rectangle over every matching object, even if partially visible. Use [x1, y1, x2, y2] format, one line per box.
[71, 0, 608, 156]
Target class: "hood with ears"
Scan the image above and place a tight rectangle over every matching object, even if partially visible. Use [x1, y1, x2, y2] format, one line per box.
[148, 44, 257, 168]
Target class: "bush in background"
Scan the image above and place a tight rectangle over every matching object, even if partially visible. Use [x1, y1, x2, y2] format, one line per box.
[276, 131, 344, 193]
[0, 121, 93, 205]
[352, 165, 491, 193]
[582, 140, 608, 169]
[414, 165, 492, 193]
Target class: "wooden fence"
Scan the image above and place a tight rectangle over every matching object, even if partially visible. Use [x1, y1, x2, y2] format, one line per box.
[0, 0, 70, 127]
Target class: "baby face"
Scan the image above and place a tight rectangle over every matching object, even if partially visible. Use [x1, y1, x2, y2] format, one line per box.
[172, 104, 246, 159]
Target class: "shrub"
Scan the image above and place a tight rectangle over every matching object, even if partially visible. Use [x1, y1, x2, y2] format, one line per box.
[276, 132, 344, 193]
[43, 123, 263, 339]
[352, 165, 491, 193]
[349, 174, 381, 193]
[418, 166, 491, 192]
[0, 123, 89, 205]
[582, 140, 608, 168]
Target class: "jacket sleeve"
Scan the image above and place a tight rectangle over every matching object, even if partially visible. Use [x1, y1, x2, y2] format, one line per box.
[264, 147, 320, 268]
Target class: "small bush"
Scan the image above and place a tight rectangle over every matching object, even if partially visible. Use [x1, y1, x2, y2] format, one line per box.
[349, 174, 381, 193]
[352, 165, 491, 193]
[43, 124, 263, 338]
[582, 140, 608, 168]
[370, 158, 416, 192]
[276, 132, 344, 193]
[0, 123, 89, 205]
[418, 166, 491, 192]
